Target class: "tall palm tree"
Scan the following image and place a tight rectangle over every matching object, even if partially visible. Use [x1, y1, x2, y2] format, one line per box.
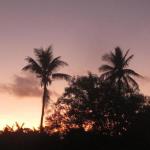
[22, 46, 70, 131]
[99, 47, 142, 94]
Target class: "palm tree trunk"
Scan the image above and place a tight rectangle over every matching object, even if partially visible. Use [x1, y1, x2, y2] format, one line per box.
[40, 83, 47, 132]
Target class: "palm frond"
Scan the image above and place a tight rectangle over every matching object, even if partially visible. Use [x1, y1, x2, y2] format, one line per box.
[34, 46, 53, 68]
[48, 56, 68, 72]
[123, 54, 134, 67]
[46, 46, 53, 55]
[115, 47, 123, 58]
[99, 64, 113, 72]
[123, 49, 130, 60]
[100, 71, 113, 80]
[124, 69, 142, 78]
[34, 48, 44, 58]
[52, 73, 71, 81]
[102, 54, 110, 61]
[127, 76, 139, 90]
[22, 57, 42, 74]
[122, 76, 130, 90]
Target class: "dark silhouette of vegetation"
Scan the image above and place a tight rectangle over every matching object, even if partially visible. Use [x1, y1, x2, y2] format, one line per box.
[46, 72, 145, 136]
[22, 46, 70, 131]
[99, 47, 142, 95]
[1, 46, 150, 149]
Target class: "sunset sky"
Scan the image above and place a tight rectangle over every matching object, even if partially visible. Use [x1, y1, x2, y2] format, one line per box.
[0, 0, 150, 129]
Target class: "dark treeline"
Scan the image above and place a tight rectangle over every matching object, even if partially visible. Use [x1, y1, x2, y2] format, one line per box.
[1, 46, 150, 150]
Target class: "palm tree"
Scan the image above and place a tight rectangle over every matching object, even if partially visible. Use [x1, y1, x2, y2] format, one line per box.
[22, 46, 70, 131]
[99, 47, 142, 94]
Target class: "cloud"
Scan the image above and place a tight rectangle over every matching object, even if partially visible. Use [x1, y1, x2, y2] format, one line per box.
[0, 73, 59, 98]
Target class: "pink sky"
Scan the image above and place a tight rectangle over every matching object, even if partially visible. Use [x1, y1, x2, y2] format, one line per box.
[0, 0, 150, 128]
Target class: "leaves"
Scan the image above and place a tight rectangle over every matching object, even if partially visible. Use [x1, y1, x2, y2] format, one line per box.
[52, 73, 71, 81]
[99, 65, 113, 72]
[22, 46, 70, 130]
[99, 47, 142, 94]
[124, 69, 142, 77]
[48, 56, 68, 73]
[23, 46, 70, 86]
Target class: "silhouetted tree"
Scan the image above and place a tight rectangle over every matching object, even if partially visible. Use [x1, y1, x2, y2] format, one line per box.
[22, 46, 70, 131]
[126, 98, 150, 139]
[46, 72, 145, 136]
[99, 47, 142, 95]
[46, 72, 102, 132]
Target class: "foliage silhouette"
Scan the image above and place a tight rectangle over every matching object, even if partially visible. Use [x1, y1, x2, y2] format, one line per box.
[46, 72, 102, 133]
[22, 46, 70, 131]
[1, 118, 150, 150]
[99, 47, 142, 95]
[46, 72, 145, 136]
[0, 46, 149, 149]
